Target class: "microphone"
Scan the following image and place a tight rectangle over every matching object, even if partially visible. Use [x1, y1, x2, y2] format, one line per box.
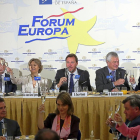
[65, 68, 68, 77]
[34, 76, 41, 96]
[106, 73, 112, 82]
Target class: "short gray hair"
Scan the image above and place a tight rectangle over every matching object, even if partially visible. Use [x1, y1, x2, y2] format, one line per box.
[106, 52, 118, 62]
[122, 95, 140, 109]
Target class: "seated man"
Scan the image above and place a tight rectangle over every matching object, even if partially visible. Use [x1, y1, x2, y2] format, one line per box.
[0, 57, 17, 93]
[130, 76, 140, 91]
[95, 51, 130, 92]
[106, 95, 140, 140]
[35, 129, 59, 140]
[53, 53, 92, 93]
[0, 98, 21, 140]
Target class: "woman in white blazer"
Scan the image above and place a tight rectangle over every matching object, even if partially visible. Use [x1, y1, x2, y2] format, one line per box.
[8, 58, 48, 93]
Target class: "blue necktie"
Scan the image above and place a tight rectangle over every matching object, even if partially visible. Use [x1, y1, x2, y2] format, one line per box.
[111, 71, 115, 82]
[69, 74, 74, 93]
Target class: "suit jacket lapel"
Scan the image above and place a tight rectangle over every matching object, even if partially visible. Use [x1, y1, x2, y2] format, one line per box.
[4, 118, 10, 136]
[104, 66, 110, 76]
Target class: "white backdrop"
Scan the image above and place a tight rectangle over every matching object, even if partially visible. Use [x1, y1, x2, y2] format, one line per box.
[0, 0, 140, 88]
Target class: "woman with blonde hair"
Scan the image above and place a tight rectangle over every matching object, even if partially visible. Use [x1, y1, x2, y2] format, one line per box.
[38, 92, 80, 140]
[8, 58, 48, 92]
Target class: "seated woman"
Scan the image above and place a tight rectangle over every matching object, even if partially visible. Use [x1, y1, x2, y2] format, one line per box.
[38, 92, 80, 140]
[114, 113, 140, 140]
[7, 58, 48, 92]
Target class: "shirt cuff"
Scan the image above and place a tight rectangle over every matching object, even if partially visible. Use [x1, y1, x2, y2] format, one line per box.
[56, 85, 59, 90]
[112, 82, 115, 88]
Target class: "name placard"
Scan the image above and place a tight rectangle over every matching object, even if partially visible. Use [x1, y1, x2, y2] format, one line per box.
[72, 92, 87, 97]
[108, 92, 123, 96]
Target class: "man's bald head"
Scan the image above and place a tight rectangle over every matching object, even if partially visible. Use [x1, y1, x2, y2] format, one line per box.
[35, 129, 59, 140]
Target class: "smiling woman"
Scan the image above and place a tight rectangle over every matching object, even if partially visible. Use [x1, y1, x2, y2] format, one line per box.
[8, 58, 49, 93]
[38, 92, 80, 140]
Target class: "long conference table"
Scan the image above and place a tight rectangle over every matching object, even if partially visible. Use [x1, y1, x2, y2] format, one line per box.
[4, 95, 128, 140]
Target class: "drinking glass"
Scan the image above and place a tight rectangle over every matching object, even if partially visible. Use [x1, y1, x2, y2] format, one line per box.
[130, 70, 134, 79]
[108, 105, 113, 118]
[2, 123, 7, 136]
[113, 132, 119, 140]
[124, 69, 129, 79]
[7, 136, 13, 140]
[121, 87, 127, 95]
[83, 86, 88, 92]
[115, 99, 121, 114]
[126, 135, 134, 140]
[103, 89, 109, 95]
[54, 89, 59, 96]
[41, 95, 46, 104]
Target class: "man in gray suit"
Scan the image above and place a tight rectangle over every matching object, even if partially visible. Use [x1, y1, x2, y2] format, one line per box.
[0, 98, 21, 139]
[95, 52, 130, 92]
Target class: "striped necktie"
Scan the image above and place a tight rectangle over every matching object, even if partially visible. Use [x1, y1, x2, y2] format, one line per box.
[111, 71, 115, 82]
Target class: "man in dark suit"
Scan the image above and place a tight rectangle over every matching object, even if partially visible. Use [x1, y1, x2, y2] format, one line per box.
[95, 52, 130, 92]
[130, 76, 140, 91]
[54, 54, 92, 93]
[0, 58, 17, 94]
[0, 98, 21, 139]
[106, 95, 140, 140]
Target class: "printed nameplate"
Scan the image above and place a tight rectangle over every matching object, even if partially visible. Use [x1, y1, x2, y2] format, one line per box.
[108, 92, 123, 96]
[72, 92, 87, 97]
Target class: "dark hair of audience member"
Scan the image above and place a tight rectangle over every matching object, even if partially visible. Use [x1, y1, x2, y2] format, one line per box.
[55, 92, 74, 116]
[0, 98, 5, 103]
[122, 95, 140, 109]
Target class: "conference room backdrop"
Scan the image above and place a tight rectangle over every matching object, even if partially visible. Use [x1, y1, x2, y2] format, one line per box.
[0, 0, 140, 88]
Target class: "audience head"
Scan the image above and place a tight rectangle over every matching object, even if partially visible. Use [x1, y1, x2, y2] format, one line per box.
[122, 95, 140, 121]
[35, 129, 59, 140]
[0, 98, 6, 120]
[28, 58, 43, 74]
[0, 57, 6, 75]
[106, 52, 119, 71]
[65, 53, 78, 73]
[55, 92, 74, 116]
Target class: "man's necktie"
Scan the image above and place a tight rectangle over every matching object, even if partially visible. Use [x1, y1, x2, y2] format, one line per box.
[0, 122, 2, 136]
[69, 74, 74, 94]
[0, 75, 2, 92]
[111, 71, 115, 82]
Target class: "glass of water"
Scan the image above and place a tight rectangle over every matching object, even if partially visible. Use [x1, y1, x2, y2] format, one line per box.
[2, 123, 7, 136]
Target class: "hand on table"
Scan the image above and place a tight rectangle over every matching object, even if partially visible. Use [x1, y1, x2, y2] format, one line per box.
[114, 79, 125, 86]
[111, 88, 119, 92]
[0, 136, 6, 140]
